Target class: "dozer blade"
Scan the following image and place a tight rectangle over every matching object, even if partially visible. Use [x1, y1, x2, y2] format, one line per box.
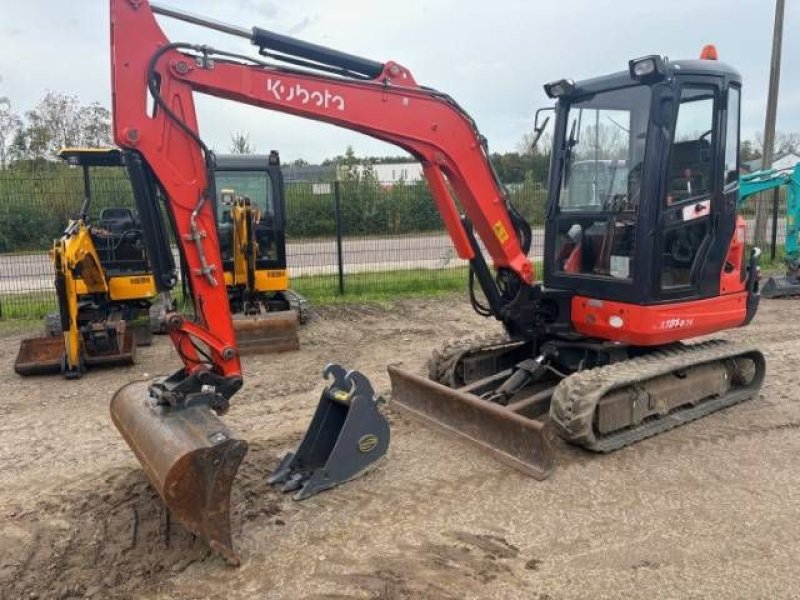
[14, 330, 136, 376]
[110, 381, 248, 565]
[388, 365, 554, 480]
[233, 310, 299, 355]
[268, 364, 389, 500]
[761, 274, 800, 298]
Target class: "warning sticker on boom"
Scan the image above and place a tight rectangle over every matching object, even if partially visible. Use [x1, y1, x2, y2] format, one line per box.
[493, 221, 510, 244]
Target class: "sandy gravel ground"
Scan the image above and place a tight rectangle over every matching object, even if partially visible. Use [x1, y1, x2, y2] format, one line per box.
[1, 296, 799, 599]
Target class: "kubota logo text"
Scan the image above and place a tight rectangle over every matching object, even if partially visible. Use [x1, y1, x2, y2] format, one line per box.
[266, 79, 345, 111]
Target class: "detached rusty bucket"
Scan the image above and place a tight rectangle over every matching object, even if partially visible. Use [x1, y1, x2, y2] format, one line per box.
[388, 365, 554, 480]
[110, 381, 248, 565]
[232, 310, 299, 355]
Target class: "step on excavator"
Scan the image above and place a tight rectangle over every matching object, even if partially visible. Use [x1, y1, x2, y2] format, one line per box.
[108, 1, 766, 563]
[214, 153, 307, 354]
[15, 148, 168, 378]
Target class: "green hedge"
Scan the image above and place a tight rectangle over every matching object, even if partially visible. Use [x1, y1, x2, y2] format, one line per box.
[0, 165, 549, 251]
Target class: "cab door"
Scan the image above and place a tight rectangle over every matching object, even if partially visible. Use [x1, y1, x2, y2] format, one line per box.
[654, 82, 726, 302]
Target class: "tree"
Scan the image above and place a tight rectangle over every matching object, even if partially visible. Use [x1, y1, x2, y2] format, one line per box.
[7, 128, 28, 164]
[755, 130, 800, 159]
[740, 139, 761, 163]
[518, 129, 552, 157]
[78, 102, 111, 148]
[337, 145, 361, 181]
[25, 91, 84, 158]
[0, 97, 22, 168]
[290, 158, 310, 167]
[229, 131, 254, 154]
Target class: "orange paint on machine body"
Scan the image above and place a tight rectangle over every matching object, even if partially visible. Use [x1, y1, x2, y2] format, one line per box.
[571, 293, 748, 346]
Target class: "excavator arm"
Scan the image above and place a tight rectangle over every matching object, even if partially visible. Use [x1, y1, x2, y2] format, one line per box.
[111, 0, 533, 384]
[108, 0, 537, 564]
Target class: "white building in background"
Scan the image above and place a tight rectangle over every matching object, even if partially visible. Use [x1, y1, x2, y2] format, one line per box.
[347, 162, 424, 184]
[743, 151, 800, 173]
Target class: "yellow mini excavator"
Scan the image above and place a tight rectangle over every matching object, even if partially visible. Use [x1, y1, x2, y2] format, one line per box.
[14, 148, 168, 378]
[214, 152, 307, 354]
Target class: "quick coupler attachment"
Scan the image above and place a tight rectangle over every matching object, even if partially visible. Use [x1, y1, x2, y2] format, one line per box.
[268, 364, 390, 500]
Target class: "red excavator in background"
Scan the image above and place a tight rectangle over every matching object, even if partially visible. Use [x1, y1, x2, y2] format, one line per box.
[108, 1, 765, 564]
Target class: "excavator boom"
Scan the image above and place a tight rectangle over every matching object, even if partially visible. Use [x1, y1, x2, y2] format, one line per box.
[109, 0, 540, 563]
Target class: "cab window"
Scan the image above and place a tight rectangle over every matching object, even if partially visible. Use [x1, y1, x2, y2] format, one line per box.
[665, 87, 715, 206]
[724, 87, 740, 188]
[660, 86, 715, 290]
[215, 170, 274, 224]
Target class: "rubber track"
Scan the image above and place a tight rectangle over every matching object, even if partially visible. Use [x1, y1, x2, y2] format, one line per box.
[427, 331, 516, 387]
[550, 340, 766, 453]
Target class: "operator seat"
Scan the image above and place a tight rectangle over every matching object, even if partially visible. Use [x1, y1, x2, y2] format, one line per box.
[667, 140, 711, 204]
[100, 207, 137, 234]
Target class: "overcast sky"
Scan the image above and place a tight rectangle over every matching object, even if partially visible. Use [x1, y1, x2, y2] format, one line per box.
[1, 0, 798, 162]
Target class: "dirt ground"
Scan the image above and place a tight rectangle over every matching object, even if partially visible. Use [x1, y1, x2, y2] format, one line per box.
[1, 295, 800, 599]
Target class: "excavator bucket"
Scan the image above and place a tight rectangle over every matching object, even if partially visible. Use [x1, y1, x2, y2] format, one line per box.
[268, 364, 389, 500]
[110, 380, 248, 565]
[388, 365, 554, 480]
[761, 274, 800, 298]
[232, 310, 300, 355]
[14, 329, 136, 376]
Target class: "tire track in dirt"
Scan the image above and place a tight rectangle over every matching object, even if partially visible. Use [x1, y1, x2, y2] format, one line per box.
[303, 530, 551, 600]
[0, 439, 304, 599]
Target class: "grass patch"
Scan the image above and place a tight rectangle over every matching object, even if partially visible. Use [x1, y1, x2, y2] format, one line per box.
[753, 244, 789, 274]
[0, 262, 548, 320]
[0, 292, 56, 321]
[0, 267, 473, 321]
[293, 267, 470, 306]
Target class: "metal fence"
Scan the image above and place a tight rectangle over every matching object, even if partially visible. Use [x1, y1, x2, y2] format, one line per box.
[0, 165, 787, 320]
[0, 166, 548, 319]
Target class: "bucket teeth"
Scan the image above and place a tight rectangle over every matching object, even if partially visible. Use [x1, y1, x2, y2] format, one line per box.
[110, 381, 248, 565]
[268, 364, 389, 500]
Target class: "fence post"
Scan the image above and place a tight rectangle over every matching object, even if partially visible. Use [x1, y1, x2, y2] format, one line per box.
[771, 186, 779, 260]
[333, 180, 345, 294]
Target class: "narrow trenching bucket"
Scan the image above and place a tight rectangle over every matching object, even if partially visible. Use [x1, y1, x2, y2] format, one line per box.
[232, 310, 300, 355]
[268, 364, 390, 500]
[388, 365, 555, 480]
[110, 381, 248, 565]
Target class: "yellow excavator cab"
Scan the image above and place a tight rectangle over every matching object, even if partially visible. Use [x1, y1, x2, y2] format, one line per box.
[214, 153, 306, 354]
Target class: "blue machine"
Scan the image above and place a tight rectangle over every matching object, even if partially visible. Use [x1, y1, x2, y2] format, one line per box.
[740, 163, 800, 297]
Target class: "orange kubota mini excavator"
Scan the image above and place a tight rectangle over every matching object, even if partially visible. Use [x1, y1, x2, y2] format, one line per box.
[109, 1, 765, 563]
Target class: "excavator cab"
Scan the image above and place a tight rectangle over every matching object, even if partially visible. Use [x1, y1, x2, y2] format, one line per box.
[15, 148, 163, 378]
[393, 52, 762, 471]
[544, 55, 750, 316]
[213, 152, 304, 354]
